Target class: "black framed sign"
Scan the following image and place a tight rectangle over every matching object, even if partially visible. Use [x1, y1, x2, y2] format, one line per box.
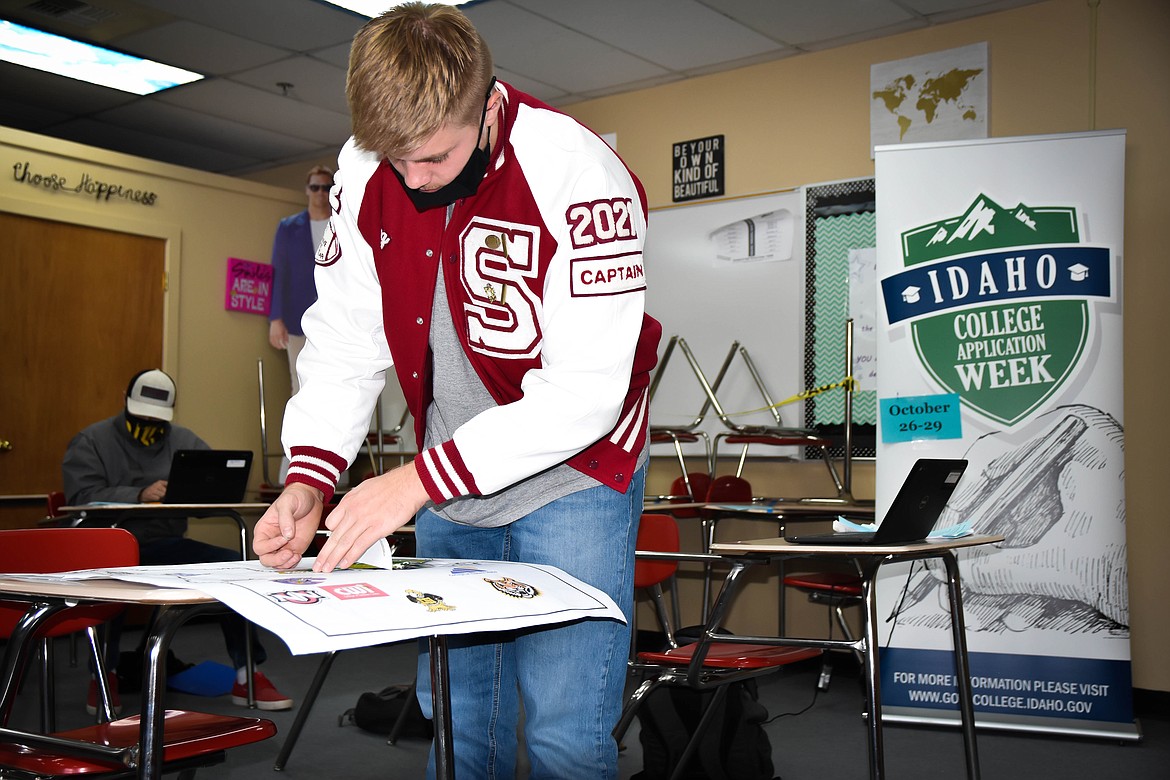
[671, 135, 724, 202]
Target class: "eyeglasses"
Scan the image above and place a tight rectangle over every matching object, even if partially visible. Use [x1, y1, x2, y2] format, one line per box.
[307, 183, 332, 192]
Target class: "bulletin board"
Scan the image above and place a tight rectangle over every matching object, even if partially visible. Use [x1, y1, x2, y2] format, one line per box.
[802, 178, 878, 458]
[643, 189, 808, 456]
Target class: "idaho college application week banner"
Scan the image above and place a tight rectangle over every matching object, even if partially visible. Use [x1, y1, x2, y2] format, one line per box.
[873, 130, 1135, 738]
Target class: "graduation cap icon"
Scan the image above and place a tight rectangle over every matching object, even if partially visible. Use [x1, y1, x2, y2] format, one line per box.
[1068, 263, 1090, 282]
[901, 285, 921, 304]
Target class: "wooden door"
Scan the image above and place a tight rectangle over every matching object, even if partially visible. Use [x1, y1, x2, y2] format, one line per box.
[0, 212, 164, 527]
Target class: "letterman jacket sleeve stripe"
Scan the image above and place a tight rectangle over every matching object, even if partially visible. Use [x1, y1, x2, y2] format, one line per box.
[286, 446, 348, 503]
[609, 387, 649, 451]
[415, 441, 478, 504]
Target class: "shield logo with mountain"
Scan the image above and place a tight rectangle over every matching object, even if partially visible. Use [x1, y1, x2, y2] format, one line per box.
[880, 195, 1114, 426]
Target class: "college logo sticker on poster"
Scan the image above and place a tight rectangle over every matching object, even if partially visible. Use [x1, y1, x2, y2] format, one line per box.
[880, 194, 1113, 425]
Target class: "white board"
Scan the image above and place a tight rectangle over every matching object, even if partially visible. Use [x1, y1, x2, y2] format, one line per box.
[643, 190, 805, 458]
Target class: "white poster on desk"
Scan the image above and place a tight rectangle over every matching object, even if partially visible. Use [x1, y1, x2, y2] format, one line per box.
[45, 558, 625, 655]
[873, 130, 1134, 738]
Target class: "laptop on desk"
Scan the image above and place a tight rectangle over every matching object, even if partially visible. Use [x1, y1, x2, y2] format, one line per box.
[163, 449, 253, 504]
[784, 458, 967, 545]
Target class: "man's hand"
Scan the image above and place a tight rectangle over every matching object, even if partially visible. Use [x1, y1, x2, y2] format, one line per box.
[254, 482, 325, 569]
[312, 464, 428, 573]
[269, 319, 289, 350]
[138, 480, 167, 503]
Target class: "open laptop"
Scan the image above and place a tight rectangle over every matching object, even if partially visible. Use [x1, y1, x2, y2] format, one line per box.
[163, 449, 253, 504]
[785, 458, 968, 545]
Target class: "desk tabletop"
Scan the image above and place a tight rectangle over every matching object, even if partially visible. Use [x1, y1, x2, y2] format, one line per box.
[0, 575, 212, 605]
[710, 534, 1004, 556]
[62, 503, 269, 513]
[642, 499, 876, 516]
[0, 559, 625, 655]
[702, 501, 876, 517]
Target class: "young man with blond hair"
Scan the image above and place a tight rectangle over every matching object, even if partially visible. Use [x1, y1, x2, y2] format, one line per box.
[254, 3, 659, 777]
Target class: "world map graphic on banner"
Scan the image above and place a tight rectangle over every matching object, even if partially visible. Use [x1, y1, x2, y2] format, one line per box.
[870, 43, 987, 151]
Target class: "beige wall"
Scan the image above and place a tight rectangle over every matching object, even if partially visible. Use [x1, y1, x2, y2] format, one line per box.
[2, 0, 1165, 692]
[1, 126, 305, 489]
[570, 0, 1170, 694]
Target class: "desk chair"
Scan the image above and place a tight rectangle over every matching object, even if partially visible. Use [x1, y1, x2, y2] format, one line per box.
[41, 493, 83, 669]
[675, 339, 844, 497]
[0, 528, 137, 732]
[0, 708, 276, 779]
[697, 475, 753, 620]
[781, 570, 863, 691]
[646, 337, 739, 500]
[616, 516, 821, 779]
[667, 473, 710, 514]
[45, 492, 66, 522]
[632, 514, 680, 661]
[358, 406, 412, 478]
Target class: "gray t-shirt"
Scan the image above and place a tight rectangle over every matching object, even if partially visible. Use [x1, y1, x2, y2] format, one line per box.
[423, 266, 600, 527]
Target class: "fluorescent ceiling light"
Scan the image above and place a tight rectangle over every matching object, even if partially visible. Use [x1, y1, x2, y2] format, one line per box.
[0, 19, 203, 95]
[321, 1, 476, 18]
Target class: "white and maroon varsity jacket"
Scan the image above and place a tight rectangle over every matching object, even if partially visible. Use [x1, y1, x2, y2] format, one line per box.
[283, 82, 661, 506]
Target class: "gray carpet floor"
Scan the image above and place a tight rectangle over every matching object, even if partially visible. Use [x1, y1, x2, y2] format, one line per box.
[4, 620, 1167, 779]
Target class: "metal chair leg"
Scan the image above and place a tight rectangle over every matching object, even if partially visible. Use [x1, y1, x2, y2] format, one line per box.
[612, 676, 664, 743]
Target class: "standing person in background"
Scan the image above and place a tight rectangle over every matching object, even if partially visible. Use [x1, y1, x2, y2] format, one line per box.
[252, 3, 659, 778]
[268, 165, 334, 484]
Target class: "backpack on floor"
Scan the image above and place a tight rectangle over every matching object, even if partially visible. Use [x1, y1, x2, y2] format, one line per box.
[631, 677, 776, 780]
[340, 683, 433, 740]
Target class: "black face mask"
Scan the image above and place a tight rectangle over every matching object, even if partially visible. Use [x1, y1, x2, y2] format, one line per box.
[395, 78, 497, 212]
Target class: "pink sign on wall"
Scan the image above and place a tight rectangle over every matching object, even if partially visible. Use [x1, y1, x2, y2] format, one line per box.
[225, 257, 273, 315]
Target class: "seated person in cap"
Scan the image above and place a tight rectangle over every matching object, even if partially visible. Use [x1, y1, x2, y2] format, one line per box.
[62, 368, 293, 712]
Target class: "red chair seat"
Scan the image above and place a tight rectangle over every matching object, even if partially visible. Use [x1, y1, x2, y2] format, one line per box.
[782, 571, 863, 597]
[0, 710, 277, 775]
[638, 641, 821, 670]
[650, 431, 702, 444]
[721, 433, 831, 448]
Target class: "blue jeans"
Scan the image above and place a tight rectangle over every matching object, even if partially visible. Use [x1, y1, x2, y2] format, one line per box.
[415, 465, 645, 780]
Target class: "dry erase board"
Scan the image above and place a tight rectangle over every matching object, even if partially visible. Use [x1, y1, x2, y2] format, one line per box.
[643, 189, 807, 457]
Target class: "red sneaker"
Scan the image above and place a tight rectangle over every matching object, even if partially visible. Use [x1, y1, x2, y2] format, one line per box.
[231, 670, 293, 711]
[86, 673, 121, 716]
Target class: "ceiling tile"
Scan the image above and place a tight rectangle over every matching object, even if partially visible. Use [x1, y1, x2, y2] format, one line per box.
[231, 54, 350, 115]
[131, 0, 362, 51]
[464, 2, 669, 94]
[97, 100, 325, 161]
[701, 0, 915, 46]
[494, 67, 570, 105]
[313, 40, 353, 70]
[154, 79, 351, 145]
[508, 0, 789, 71]
[51, 116, 259, 173]
[0, 62, 138, 115]
[0, 0, 1044, 180]
[110, 19, 290, 76]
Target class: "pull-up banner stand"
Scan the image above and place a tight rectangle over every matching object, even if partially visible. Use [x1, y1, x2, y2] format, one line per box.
[874, 130, 1137, 739]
